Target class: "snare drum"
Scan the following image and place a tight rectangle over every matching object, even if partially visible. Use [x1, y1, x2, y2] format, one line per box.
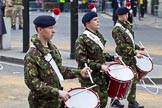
[135, 54, 153, 81]
[65, 87, 100, 108]
[107, 63, 134, 99]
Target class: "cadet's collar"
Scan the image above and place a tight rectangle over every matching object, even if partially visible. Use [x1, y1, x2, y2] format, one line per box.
[85, 28, 99, 36]
[118, 20, 128, 27]
[31, 34, 53, 55]
[118, 20, 124, 24]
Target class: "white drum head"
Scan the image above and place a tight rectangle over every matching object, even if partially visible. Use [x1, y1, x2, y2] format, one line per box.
[135, 55, 153, 72]
[65, 88, 99, 108]
[108, 64, 134, 81]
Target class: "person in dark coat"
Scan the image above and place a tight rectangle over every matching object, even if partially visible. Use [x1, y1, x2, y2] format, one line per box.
[0, 0, 7, 49]
[112, 0, 123, 25]
[131, 0, 137, 17]
[126, 1, 133, 24]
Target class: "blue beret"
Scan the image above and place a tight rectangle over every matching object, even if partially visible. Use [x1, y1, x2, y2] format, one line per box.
[33, 15, 56, 27]
[82, 12, 98, 24]
[116, 7, 129, 15]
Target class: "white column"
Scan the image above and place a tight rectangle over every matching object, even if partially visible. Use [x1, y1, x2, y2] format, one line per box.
[3, 17, 11, 49]
[158, 0, 162, 17]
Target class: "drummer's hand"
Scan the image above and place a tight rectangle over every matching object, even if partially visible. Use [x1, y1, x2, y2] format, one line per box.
[136, 53, 143, 58]
[80, 67, 92, 78]
[58, 90, 71, 102]
[139, 47, 145, 51]
[114, 55, 121, 63]
[101, 64, 109, 72]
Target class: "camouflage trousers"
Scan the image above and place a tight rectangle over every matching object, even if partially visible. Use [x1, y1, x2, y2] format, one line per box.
[127, 65, 139, 103]
[12, 5, 23, 26]
[93, 85, 108, 108]
[28, 92, 63, 108]
[4, 7, 14, 25]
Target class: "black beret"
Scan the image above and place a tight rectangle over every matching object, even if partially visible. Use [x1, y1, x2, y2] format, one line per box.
[115, 7, 129, 15]
[82, 12, 98, 24]
[33, 15, 56, 27]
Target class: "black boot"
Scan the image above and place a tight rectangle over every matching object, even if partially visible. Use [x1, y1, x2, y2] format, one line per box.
[19, 25, 23, 29]
[111, 98, 124, 108]
[128, 101, 144, 108]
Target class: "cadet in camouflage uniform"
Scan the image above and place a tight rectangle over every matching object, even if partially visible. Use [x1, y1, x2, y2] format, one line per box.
[75, 11, 122, 108]
[4, 0, 14, 28]
[12, 0, 23, 30]
[24, 15, 91, 108]
[112, 7, 145, 108]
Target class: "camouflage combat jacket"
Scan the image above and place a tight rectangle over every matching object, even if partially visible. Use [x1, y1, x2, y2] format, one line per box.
[75, 29, 114, 88]
[13, 0, 22, 5]
[112, 21, 140, 65]
[24, 34, 80, 108]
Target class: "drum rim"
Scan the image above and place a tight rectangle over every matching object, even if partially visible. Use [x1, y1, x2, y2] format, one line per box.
[135, 53, 153, 72]
[64, 87, 100, 108]
[107, 63, 134, 82]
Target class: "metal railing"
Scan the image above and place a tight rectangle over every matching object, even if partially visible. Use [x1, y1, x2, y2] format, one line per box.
[29, 1, 91, 12]
[105, 1, 112, 12]
[154, 5, 158, 16]
[29, 1, 43, 11]
[29, 1, 109, 12]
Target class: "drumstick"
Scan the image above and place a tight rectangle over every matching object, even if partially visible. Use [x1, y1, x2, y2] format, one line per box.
[71, 84, 97, 97]
[115, 53, 126, 66]
[84, 63, 94, 84]
[139, 41, 152, 59]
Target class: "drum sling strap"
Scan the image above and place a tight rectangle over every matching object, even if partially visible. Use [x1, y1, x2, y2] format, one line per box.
[115, 23, 135, 48]
[44, 53, 64, 81]
[83, 30, 105, 50]
[31, 45, 64, 81]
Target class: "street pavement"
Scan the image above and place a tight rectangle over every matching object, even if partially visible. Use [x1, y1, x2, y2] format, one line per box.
[0, 11, 162, 108]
